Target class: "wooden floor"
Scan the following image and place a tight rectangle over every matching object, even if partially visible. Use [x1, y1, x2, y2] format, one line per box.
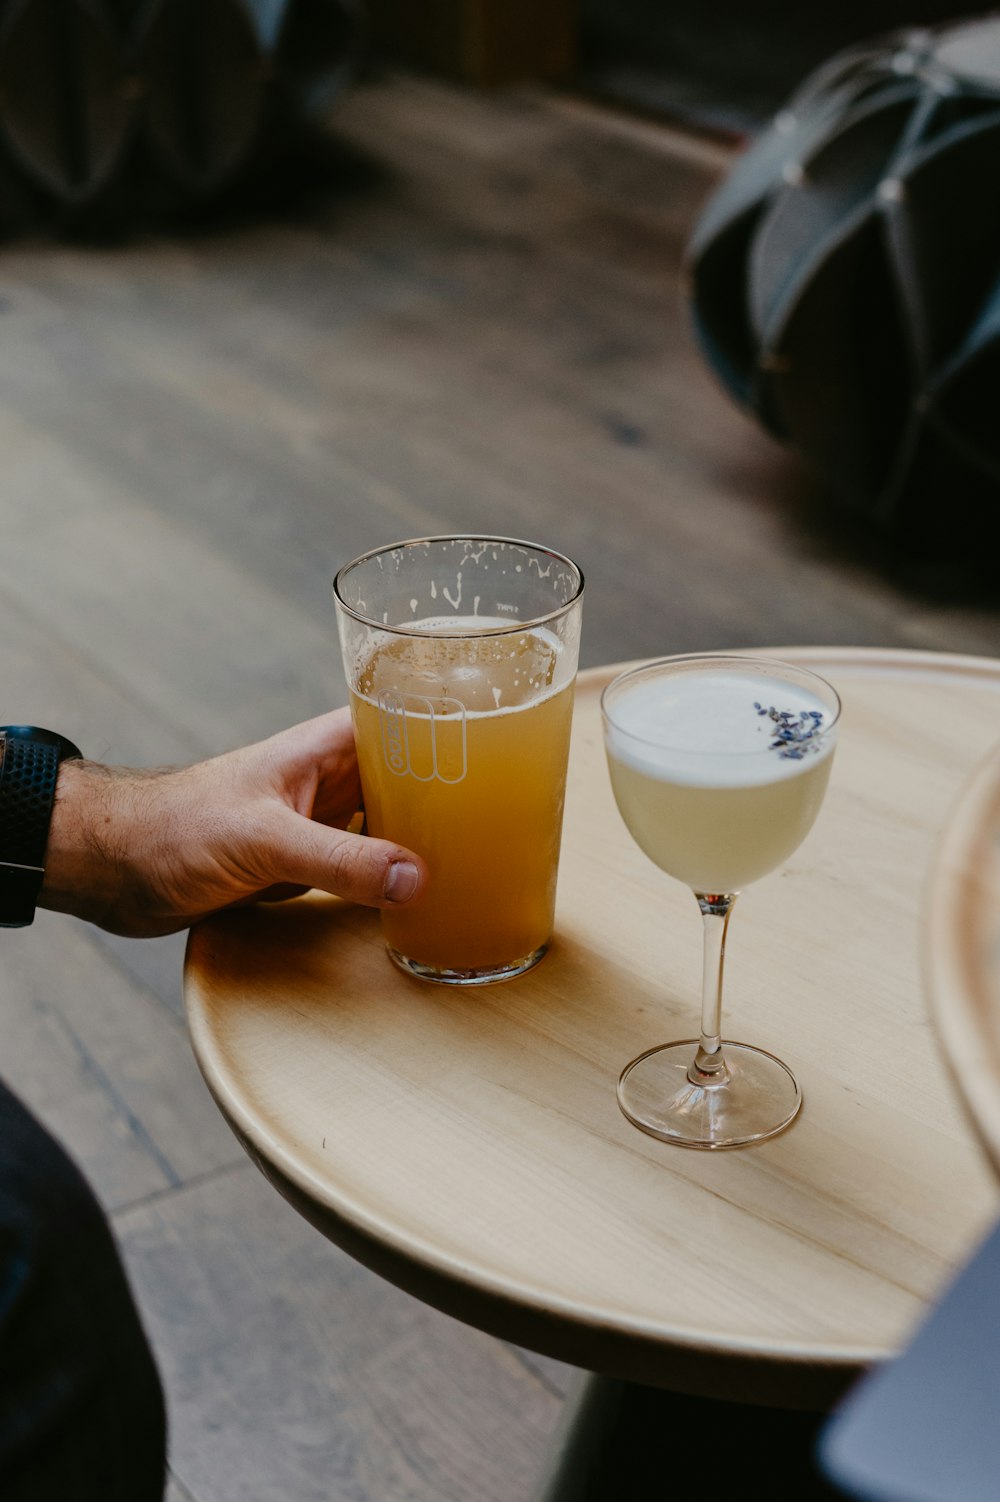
[2, 69, 998, 1502]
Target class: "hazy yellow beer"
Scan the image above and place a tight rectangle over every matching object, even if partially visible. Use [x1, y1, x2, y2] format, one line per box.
[352, 629, 574, 971]
[335, 538, 584, 985]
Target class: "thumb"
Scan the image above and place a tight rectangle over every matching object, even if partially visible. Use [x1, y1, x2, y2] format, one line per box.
[259, 806, 427, 909]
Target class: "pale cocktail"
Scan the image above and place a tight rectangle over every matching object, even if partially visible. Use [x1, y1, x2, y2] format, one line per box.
[603, 655, 840, 1147]
[606, 666, 835, 893]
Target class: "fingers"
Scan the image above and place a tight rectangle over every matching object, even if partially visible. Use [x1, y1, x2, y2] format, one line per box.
[260, 805, 427, 909]
[258, 707, 358, 778]
[248, 708, 363, 827]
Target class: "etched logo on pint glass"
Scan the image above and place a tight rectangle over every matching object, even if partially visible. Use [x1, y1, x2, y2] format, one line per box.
[378, 690, 468, 785]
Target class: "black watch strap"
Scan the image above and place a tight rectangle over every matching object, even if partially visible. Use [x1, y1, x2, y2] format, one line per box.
[0, 727, 83, 928]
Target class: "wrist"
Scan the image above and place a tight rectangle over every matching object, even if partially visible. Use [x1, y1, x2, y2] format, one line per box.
[40, 760, 129, 926]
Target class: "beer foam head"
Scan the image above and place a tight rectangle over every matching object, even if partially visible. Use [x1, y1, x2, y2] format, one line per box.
[355, 619, 569, 715]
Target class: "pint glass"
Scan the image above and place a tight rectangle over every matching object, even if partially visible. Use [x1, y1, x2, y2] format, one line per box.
[334, 536, 584, 985]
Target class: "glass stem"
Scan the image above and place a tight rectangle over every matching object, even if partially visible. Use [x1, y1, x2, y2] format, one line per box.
[688, 892, 738, 1086]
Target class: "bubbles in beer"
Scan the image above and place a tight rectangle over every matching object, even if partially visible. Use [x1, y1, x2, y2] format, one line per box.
[356, 619, 559, 714]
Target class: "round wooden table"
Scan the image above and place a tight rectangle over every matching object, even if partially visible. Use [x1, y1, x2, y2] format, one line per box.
[184, 649, 1000, 1415]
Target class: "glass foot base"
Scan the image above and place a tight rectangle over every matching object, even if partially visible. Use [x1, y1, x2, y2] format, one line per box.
[387, 943, 547, 986]
[617, 1040, 801, 1149]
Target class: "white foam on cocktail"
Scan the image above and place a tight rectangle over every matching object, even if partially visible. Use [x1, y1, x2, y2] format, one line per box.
[605, 669, 834, 788]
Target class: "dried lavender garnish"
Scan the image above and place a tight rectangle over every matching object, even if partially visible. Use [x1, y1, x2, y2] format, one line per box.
[753, 701, 826, 759]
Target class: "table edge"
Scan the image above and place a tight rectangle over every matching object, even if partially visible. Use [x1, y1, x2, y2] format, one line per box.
[925, 743, 1000, 1174]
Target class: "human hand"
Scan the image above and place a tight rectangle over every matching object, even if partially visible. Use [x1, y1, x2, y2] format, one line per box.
[39, 709, 428, 938]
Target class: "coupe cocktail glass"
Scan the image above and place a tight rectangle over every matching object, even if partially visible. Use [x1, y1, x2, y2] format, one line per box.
[602, 654, 840, 1148]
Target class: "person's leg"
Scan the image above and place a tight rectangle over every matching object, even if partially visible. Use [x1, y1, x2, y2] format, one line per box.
[0, 1079, 167, 1501]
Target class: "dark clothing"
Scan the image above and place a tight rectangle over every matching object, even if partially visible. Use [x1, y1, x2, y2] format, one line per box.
[0, 1080, 167, 1500]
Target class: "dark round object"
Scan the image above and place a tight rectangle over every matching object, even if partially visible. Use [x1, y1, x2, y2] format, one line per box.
[138, 0, 267, 197]
[687, 18, 1000, 549]
[0, 0, 363, 228]
[0, 0, 136, 207]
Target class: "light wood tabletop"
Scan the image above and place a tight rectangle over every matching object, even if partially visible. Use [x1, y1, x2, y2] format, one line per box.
[184, 648, 1000, 1410]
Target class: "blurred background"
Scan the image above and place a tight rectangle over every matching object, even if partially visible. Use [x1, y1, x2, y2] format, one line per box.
[2, 2, 998, 1499]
